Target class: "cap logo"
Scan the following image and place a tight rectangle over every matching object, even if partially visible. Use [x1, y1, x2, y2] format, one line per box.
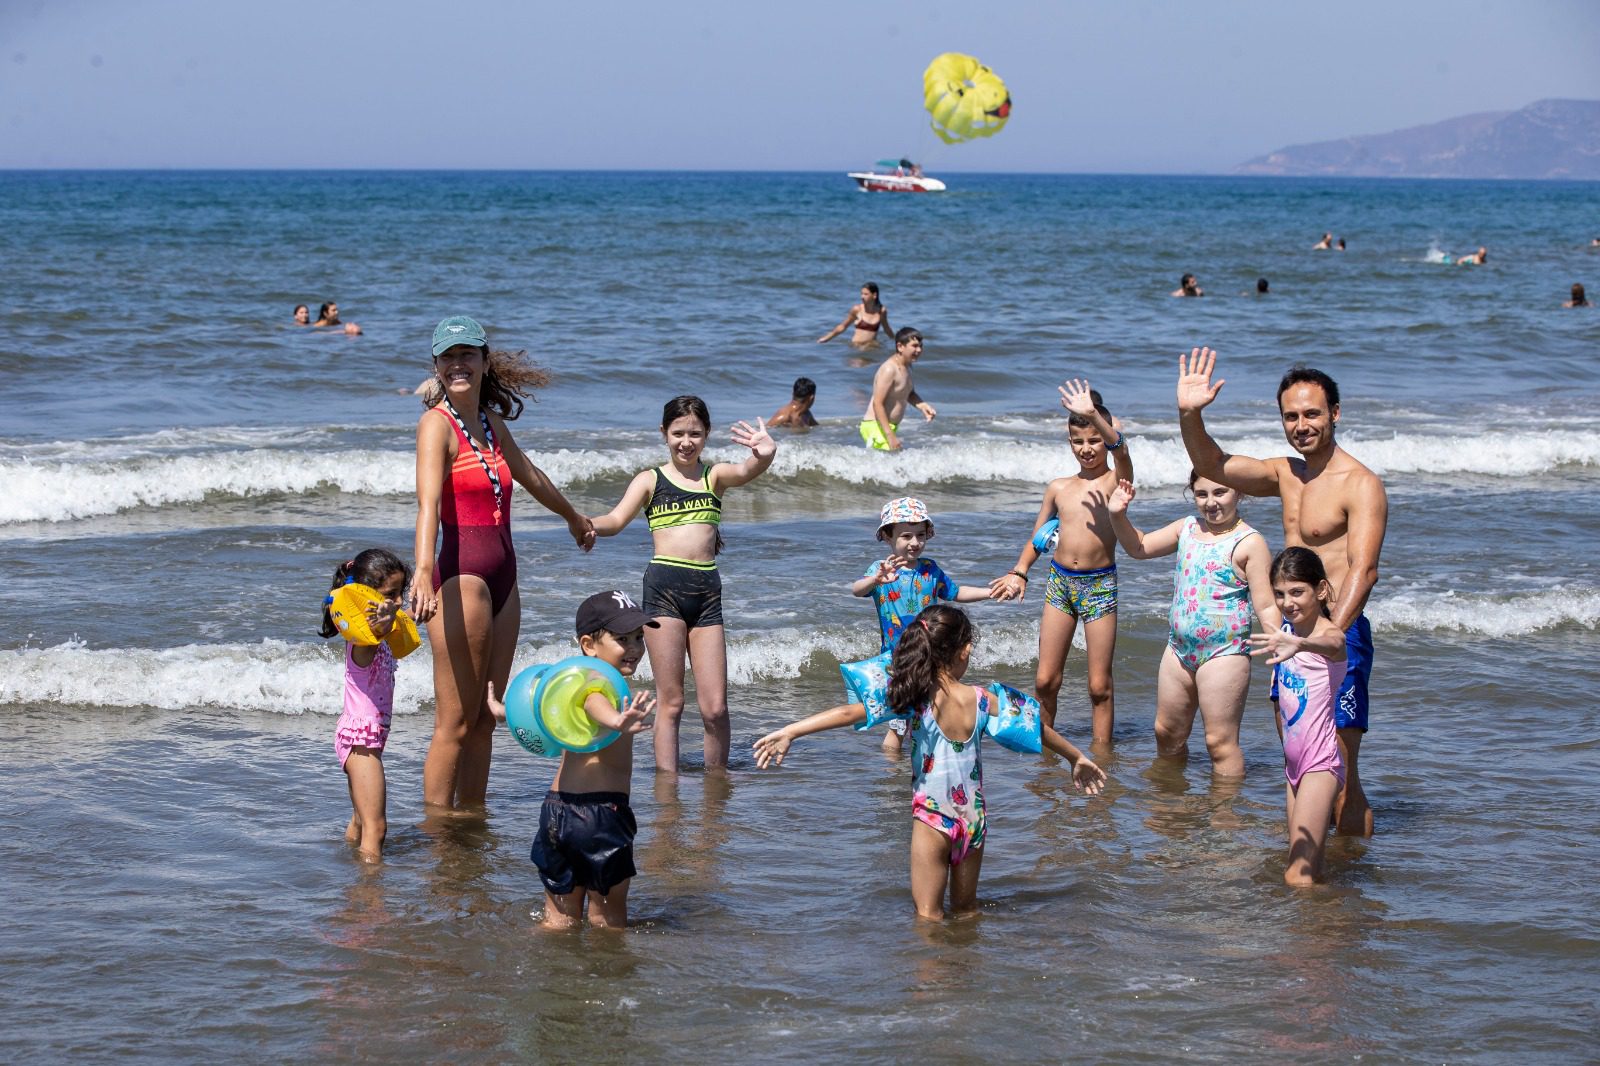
[447, 324, 466, 333]
[610, 591, 638, 610]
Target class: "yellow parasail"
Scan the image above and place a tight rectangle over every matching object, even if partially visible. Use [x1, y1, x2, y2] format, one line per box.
[923, 53, 1012, 145]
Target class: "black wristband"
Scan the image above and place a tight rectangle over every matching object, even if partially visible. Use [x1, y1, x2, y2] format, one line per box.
[1010, 570, 1029, 583]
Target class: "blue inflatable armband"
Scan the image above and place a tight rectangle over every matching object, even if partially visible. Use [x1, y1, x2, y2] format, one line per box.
[840, 650, 900, 731]
[1031, 518, 1059, 554]
[504, 656, 628, 757]
[983, 682, 1043, 754]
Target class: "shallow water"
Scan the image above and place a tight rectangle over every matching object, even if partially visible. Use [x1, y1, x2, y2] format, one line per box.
[1, 171, 1598, 1062]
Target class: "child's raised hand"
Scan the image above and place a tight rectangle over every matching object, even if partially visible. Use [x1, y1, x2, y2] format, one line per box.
[876, 555, 910, 584]
[1108, 479, 1135, 514]
[484, 680, 506, 725]
[731, 418, 776, 459]
[752, 729, 794, 769]
[1176, 346, 1225, 412]
[1249, 629, 1300, 665]
[1071, 756, 1108, 796]
[1058, 377, 1097, 418]
[365, 596, 401, 638]
[616, 691, 656, 735]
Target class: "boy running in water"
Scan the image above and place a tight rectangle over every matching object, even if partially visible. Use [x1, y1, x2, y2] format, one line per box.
[861, 327, 936, 451]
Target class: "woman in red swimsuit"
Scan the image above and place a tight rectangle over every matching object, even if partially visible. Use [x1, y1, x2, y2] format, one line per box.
[818, 282, 892, 346]
[410, 315, 595, 814]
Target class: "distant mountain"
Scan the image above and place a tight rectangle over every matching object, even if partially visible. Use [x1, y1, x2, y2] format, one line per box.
[1236, 99, 1600, 179]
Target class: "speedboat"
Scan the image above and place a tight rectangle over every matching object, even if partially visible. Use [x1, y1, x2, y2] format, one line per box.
[847, 160, 946, 193]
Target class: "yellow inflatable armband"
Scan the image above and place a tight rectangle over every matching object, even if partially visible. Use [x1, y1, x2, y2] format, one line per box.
[327, 583, 422, 659]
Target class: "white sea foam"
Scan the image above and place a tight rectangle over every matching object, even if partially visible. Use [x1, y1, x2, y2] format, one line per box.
[6, 590, 1590, 713]
[5, 430, 1597, 525]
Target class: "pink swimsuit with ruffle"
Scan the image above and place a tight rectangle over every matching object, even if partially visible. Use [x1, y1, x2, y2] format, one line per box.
[335, 642, 395, 767]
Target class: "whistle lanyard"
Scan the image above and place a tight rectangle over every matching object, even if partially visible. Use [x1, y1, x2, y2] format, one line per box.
[441, 398, 505, 524]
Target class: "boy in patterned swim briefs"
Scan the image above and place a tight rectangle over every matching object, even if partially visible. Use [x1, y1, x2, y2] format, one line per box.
[992, 379, 1133, 742]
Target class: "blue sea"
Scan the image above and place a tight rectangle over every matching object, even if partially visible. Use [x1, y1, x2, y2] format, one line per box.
[1, 170, 1597, 1063]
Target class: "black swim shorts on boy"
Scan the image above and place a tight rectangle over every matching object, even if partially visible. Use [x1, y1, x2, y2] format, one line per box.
[530, 790, 638, 895]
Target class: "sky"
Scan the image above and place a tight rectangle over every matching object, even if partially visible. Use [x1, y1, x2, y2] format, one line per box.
[2, 0, 1597, 172]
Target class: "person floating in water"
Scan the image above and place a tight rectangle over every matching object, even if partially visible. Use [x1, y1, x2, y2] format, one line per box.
[1565, 283, 1591, 308]
[1172, 274, 1203, 297]
[1337, 238, 1347, 251]
[1312, 233, 1333, 251]
[1456, 246, 1487, 266]
[1254, 278, 1270, 296]
[293, 304, 312, 325]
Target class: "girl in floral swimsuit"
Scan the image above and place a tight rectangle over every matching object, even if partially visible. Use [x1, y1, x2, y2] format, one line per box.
[1108, 473, 1279, 778]
[753, 605, 1106, 920]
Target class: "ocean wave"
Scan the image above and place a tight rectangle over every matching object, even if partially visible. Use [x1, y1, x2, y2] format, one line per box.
[5, 430, 1597, 525]
[4, 591, 1592, 712]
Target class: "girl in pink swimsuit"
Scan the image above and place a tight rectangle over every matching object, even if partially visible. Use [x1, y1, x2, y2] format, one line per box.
[752, 606, 1106, 920]
[1108, 473, 1279, 777]
[319, 548, 412, 864]
[1250, 547, 1349, 886]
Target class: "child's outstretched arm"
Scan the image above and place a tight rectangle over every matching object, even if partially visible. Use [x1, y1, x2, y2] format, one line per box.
[589, 469, 654, 537]
[954, 584, 994, 603]
[753, 703, 869, 768]
[584, 690, 657, 734]
[991, 493, 1057, 601]
[852, 555, 908, 597]
[1106, 480, 1183, 560]
[1249, 618, 1346, 664]
[1041, 726, 1108, 794]
[712, 418, 777, 491]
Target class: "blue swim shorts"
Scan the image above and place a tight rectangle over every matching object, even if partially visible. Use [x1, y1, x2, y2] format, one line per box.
[1270, 614, 1373, 732]
[1045, 561, 1118, 623]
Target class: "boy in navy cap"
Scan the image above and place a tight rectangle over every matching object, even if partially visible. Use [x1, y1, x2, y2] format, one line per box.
[491, 591, 657, 929]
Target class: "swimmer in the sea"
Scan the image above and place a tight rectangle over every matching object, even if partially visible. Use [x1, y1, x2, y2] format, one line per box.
[819, 283, 892, 346]
[1254, 278, 1270, 296]
[293, 304, 312, 325]
[1172, 274, 1203, 298]
[1457, 246, 1487, 266]
[1565, 283, 1591, 308]
[1337, 238, 1346, 251]
[1313, 233, 1333, 251]
[315, 301, 363, 335]
[769, 377, 818, 430]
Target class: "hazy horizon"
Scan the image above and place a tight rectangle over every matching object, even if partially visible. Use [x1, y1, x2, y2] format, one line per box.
[3, 0, 1596, 173]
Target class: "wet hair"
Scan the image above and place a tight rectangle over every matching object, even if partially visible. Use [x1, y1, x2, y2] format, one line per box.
[1572, 283, 1588, 305]
[661, 394, 711, 432]
[862, 282, 880, 297]
[421, 345, 552, 421]
[1276, 365, 1340, 410]
[317, 302, 337, 323]
[1256, 277, 1269, 293]
[1180, 273, 1196, 287]
[319, 548, 412, 637]
[886, 605, 973, 713]
[792, 377, 816, 401]
[1269, 546, 1331, 617]
[1337, 238, 1346, 249]
[1067, 388, 1113, 431]
[293, 303, 308, 316]
[894, 325, 922, 347]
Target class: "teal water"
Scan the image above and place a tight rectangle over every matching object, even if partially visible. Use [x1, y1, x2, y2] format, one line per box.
[1, 171, 1597, 1062]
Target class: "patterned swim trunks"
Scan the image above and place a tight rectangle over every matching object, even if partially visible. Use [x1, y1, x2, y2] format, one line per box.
[1045, 561, 1118, 623]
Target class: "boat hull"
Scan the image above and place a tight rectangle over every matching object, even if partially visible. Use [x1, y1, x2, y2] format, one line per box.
[846, 172, 947, 193]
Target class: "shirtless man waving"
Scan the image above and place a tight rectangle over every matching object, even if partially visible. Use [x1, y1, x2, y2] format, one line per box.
[1177, 346, 1386, 836]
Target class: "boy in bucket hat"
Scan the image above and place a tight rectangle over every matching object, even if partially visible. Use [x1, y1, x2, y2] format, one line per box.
[851, 497, 1012, 753]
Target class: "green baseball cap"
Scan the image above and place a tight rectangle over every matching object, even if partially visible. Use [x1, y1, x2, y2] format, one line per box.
[432, 315, 487, 357]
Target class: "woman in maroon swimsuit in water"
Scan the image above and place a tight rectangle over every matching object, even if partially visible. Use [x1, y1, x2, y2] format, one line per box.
[410, 315, 595, 813]
[818, 282, 892, 346]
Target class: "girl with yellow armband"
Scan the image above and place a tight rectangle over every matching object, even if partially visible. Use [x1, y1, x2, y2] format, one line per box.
[319, 548, 418, 863]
